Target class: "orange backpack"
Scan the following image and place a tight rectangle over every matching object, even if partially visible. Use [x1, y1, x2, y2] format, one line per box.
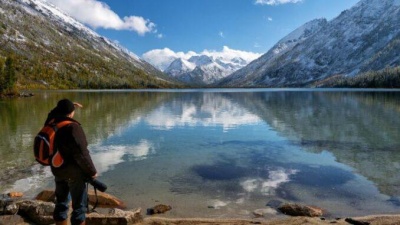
[33, 120, 74, 167]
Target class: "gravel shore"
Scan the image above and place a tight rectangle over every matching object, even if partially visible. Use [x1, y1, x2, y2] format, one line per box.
[140, 215, 400, 225]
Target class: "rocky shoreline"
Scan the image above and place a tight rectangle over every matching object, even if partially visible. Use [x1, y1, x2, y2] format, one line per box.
[0, 92, 34, 99]
[2, 190, 400, 225]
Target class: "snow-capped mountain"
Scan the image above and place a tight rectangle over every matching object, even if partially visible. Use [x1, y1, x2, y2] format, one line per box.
[219, 0, 400, 87]
[164, 54, 251, 85]
[0, 0, 178, 88]
[164, 58, 196, 77]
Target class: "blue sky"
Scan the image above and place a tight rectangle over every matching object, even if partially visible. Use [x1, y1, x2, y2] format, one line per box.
[46, 0, 359, 69]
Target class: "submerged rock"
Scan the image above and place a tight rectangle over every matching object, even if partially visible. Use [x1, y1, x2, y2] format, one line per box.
[253, 208, 277, 217]
[345, 218, 371, 225]
[147, 204, 172, 215]
[278, 203, 323, 217]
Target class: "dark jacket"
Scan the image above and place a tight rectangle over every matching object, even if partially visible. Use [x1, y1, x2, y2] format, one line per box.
[46, 116, 97, 179]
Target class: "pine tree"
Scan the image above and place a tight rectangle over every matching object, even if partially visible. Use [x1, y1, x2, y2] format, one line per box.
[0, 58, 4, 93]
[3, 56, 17, 91]
[2, 55, 17, 93]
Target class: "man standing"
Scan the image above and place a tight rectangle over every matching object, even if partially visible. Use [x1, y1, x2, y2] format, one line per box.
[46, 99, 97, 225]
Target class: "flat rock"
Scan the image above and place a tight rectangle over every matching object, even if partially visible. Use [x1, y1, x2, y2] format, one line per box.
[86, 208, 142, 225]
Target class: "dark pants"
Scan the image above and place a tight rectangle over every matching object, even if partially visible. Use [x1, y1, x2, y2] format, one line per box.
[53, 175, 88, 225]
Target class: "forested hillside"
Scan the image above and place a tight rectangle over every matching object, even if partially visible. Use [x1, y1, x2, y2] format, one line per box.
[0, 0, 182, 93]
[313, 67, 400, 88]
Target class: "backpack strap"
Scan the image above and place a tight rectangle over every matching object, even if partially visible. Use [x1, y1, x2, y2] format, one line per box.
[51, 120, 75, 168]
[52, 120, 74, 131]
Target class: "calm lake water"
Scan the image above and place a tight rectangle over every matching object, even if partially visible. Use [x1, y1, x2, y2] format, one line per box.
[1, 89, 400, 219]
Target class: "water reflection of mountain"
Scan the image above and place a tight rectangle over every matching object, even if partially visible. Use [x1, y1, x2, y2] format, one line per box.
[225, 91, 400, 196]
[143, 92, 261, 130]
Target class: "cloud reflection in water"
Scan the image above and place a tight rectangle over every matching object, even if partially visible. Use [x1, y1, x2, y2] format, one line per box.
[90, 139, 155, 174]
[144, 96, 261, 131]
[240, 168, 298, 196]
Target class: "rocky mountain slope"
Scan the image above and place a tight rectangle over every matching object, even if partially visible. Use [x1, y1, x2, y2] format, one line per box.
[218, 0, 400, 87]
[164, 54, 249, 85]
[0, 0, 180, 89]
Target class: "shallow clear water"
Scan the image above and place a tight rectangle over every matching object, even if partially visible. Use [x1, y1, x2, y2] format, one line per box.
[1, 89, 400, 219]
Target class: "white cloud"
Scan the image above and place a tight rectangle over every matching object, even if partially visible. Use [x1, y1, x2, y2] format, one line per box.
[142, 48, 197, 71]
[142, 46, 261, 71]
[219, 31, 225, 38]
[267, 17, 273, 21]
[201, 46, 261, 62]
[45, 0, 156, 35]
[255, 0, 303, 5]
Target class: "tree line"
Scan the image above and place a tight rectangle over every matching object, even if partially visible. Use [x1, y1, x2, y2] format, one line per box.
[314, 67, 400, 88]
[1, 52, 399, 95]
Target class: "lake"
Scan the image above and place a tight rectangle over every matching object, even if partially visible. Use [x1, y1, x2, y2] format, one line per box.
[1, 89, 400, 219]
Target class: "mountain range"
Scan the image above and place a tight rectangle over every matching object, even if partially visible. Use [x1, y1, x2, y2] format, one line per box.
[218, 0, 400, 87]
[0, 0, 181, 89]
[163, 55, 249, 85]
[1, 0, 399, 88]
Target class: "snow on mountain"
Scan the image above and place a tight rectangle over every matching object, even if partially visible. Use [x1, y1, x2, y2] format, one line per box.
[188, 55, 213, 66]
[219, 18, 327, 87]
[19, 0, 144, 64]
[164, 54, 253, 85]
[164, 58, 196, 77]
[219, 0, 400, 87]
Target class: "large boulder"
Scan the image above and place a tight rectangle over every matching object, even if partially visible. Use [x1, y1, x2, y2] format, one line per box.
[0, 198, 19, 215]
[1, 192, 25, 215]
[86, 208, 142, 225]
[17, 200, 55, 225]
[278, 203, 323, 217]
